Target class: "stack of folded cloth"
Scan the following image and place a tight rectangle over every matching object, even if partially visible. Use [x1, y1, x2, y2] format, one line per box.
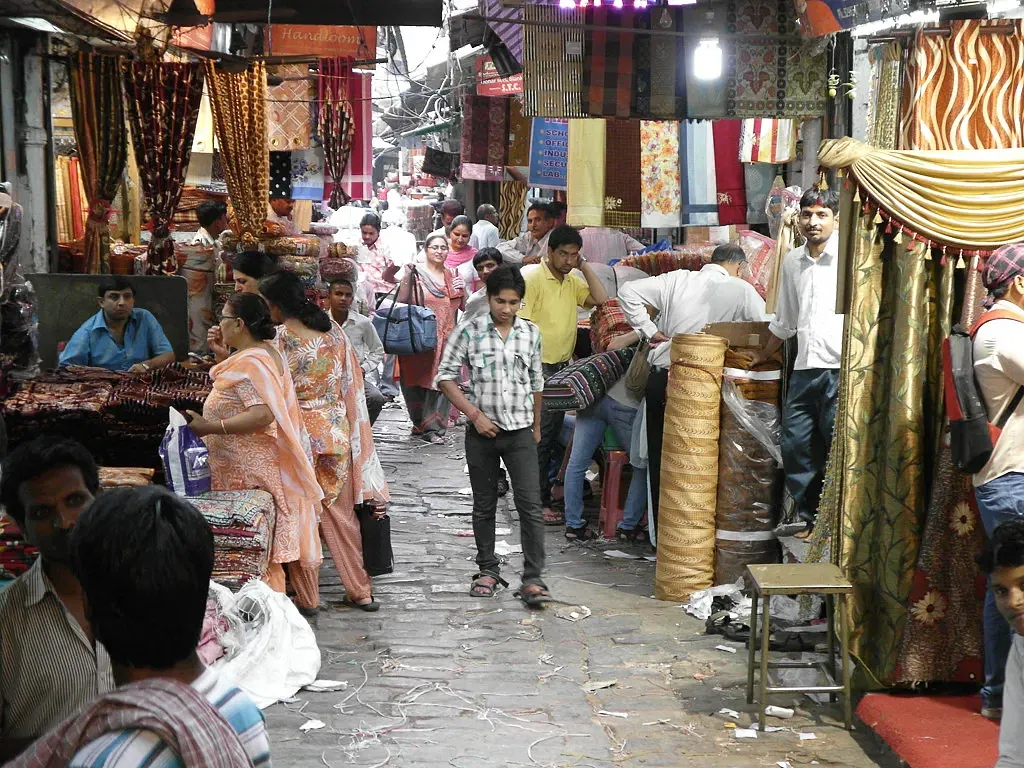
[3, 379, 114, 452]
[187, 490, 276, 590]
[98, 466, 155, 490]
[0, 515, 37, 580]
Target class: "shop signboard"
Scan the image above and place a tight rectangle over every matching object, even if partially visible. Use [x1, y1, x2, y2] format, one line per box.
[475, 56, 523, 97]
[528, 118, 568, 190]
[268, 25, 377, 61]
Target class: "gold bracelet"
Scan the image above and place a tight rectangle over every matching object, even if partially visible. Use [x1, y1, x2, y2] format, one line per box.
[220, 419, 228, 435]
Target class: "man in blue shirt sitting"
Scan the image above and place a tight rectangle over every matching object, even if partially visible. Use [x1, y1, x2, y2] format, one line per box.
[59, 277, 175, 373]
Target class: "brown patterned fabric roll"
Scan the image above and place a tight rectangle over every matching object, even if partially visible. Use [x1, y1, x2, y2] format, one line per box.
[655, 333, 728, 601]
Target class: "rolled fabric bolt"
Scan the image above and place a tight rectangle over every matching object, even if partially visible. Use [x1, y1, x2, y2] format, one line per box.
[765, 705, 795, 719]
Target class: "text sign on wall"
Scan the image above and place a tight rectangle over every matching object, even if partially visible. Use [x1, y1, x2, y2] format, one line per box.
[475, 56, 523, 97]
[269, 25, 377, 61]
[528, 118, 568, 190]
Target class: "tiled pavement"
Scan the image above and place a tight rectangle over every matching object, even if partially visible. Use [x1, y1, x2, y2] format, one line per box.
[266, 404, 894, 767]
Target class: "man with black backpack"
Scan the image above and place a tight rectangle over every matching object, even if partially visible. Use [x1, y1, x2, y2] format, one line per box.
[972, 244, 1024, 721]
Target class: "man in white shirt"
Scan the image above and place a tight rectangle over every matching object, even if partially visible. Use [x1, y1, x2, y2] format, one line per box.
[972, 243, 1024, 720]
[619, 243, 769, 524]
[463, 248, 504, 321]
[580, 226, 644, 265]
[329, 278, 387, 424]
[753, 189, 844, 538]
[980, 520, 1024, 766]
[428, 199, 465, 240]
[191, 201, 228, 248]
[470, 204, 501, 251]
[498, 202, 556, 266]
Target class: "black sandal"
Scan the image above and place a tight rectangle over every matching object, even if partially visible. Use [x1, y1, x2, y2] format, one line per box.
[565, 524, 597, 541]
[470, 573, 509, 598]
[514, 584, 555, 608]
[343, 596, 381, 612]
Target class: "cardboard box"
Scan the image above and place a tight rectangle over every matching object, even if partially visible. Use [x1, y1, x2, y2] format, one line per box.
[702, 321, 773, 349]
[683, 225, 738, 245]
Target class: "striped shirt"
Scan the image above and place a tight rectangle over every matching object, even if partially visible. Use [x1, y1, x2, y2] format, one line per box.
[436, 313, 545, 432]
[68, 667, 270, 767]
[0, 558, 116, 742]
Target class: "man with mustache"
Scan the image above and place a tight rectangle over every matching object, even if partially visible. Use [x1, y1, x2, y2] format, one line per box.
[0, 438, 114, 760]
[753, 188, 844, 539]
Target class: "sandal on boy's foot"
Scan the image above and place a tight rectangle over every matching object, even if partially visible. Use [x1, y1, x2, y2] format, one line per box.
[342, 596, 381, 612]
[543, 507, 565, 525]
[616, 527, 646, 544]
[469, 573, 509, 598]
[565, 524, 597, 541]
[514, 584, 555, 608]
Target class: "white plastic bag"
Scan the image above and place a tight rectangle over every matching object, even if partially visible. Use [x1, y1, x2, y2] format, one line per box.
[160, 407, 211, 497]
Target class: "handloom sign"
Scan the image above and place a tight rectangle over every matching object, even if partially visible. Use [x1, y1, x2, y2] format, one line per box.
[269, 25, 377, 61]
[528, 118, 569, 190]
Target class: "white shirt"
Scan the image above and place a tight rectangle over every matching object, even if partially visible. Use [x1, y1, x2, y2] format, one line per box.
[618, 264, 770, 370]
[580, 227, 644, 265]
[266, 206, 298, 235]
[191, 227, 216, 247]
[769, 233, 844, 371]
[470, 219, 501, 251]
[497, 230, 551, 265]
[999, 634, 1024, 767]
[339, 311, 385, 375]
[463, 288, 490, 322]
[973, 300, 1024, 487]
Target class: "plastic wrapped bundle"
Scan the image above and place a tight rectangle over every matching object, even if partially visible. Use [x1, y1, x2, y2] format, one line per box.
[655, 333, 728, 601]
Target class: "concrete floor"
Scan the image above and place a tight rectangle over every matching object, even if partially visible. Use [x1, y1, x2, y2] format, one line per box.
[265, 403, 894, 767]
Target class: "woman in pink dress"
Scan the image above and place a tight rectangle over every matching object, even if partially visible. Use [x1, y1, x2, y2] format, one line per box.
[397, 233, 464, 443]
[445, 215, 477, 288]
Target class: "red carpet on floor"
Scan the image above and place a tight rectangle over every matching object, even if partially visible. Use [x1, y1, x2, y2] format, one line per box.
[857, 693, 998, 768]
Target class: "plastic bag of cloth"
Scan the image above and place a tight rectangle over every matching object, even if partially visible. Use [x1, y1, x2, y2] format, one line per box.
[160, 408, 211, 497]
[211, 579, 321, 708]
[713, 378, 784, 586]
[637, 238, 673, 255]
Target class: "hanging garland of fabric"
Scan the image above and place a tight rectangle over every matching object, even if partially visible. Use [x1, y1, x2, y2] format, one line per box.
[204, 61, 269, 244]
[122, 61, 205, 275]
[68, 52, 128, 273]
[318, 58, 356, 208]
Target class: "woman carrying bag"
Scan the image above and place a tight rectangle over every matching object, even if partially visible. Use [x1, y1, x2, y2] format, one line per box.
[396, 233, 465, 443]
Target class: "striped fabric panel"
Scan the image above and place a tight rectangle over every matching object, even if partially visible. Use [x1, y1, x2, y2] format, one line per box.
[522, 5, 586, 118]
[900, 19, 1024, 150]
[481, 0, 523, 65]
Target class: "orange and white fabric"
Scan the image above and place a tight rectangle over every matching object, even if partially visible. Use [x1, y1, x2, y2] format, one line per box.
[739, 119, 797, 164]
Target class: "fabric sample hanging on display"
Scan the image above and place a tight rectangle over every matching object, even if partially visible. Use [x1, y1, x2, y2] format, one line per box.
[317, 58, 356, 207]
[603, 119, 642, 229]
[69, 52, 128, 273]
[582, 8, 636, 118]
[646, 7, 686, 119]
[192, 85, 216, 154]
[867, 43, 902, 151]
[460, 93, 509, 182]
[266, 64, 312, 151]
[499, 180, 528, 239]
[900, 20, 1024, 150]
[680, 121, 718, 227]
[522, 5, 585, 118]
[640, 121, 682, 229]
[319, 62, 372, 203]
[506, 99, 531, 167]
[567, 119, 606, 227]
[738, 119, 797, 163]
[743, 163, 774, 226]
[290, 149, 325, 201]
[712, 120, 747, 226]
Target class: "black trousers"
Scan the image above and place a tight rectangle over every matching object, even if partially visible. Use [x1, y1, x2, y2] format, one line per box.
[645, 367, 669, 526]
[537, 361, 568, 507]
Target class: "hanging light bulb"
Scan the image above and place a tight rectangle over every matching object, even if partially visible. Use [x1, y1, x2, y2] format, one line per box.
[559, 0, 575, 7]
[693, 37, 723, 80]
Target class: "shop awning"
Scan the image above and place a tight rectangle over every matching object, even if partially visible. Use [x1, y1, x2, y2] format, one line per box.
[210, 0, 443, 26]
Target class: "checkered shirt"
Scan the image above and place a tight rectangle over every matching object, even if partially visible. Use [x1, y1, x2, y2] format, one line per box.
[435, 313, 545, 432]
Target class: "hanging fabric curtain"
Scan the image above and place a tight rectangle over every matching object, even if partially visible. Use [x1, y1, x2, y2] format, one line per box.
[123, 61, 205, 274]
[566, 119, 605, 227]
[818, 136, 1024, 252]
[900, 20, 1024, 151]
[205, 61, 269, 242]
[69, 52, 128, 273]
[318, 57, 356, 208]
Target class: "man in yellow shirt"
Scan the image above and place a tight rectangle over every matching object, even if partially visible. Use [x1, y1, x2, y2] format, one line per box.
[520, 225, 609, 523]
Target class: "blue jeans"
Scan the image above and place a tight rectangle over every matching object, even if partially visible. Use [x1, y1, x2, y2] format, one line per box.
[976, 471, 1024, 709]
[780, 368, 839, 525]
[564, 396, 647, 531]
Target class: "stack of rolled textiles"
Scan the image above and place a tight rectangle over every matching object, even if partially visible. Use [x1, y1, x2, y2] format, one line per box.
[0, 515, 37, 580]
[618, 244, 716, 276]
[188, 490, 276, 590]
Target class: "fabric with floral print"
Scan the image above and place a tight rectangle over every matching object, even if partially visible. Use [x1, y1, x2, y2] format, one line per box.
[640, 121, 681, 229]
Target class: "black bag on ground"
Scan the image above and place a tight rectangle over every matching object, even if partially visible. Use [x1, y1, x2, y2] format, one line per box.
[357, 504, 394, 576]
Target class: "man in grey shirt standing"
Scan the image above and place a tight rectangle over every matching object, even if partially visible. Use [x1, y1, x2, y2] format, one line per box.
[329, 278, 387, 424]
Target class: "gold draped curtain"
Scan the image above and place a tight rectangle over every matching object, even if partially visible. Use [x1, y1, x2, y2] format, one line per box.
[818, 136, 1024, 251]
[204, 61, 268, 241]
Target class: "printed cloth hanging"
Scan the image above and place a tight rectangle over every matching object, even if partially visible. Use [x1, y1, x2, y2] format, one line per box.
[522, 5, 585, 117]
[738, 119, 797, 163]
[69, 52, 128, 273]
[900, 20, 1024, 150]
[712, 120, 747, 225]
[581, 8, 636, 118]
[291, 150, 326, 201]
[866, 43, 902, 151]
[460, 93, 509, 182]
[317, 58, 356, 208]
[267, 63, 312, 151]
[507, 98, 532, 167]
[680, 121, 718, 226]
[567, 119, 606, 227]
[818, 136, 1024, 250]
[603, 119, 642, 229]
[640, 121, 682, 229]
[743, 163, 774, 226]
[499, 180, 528, 239]
[319, 62, 372, 203]
[647, 7, 687, 120]
[205, 61, 269, 242]
[123, 61, 205, 274]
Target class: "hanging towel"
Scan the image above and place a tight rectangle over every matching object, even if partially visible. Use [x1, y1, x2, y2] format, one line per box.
[713, 120, 747, 225]
[603, 119, 642, 229]
[567, 119, 606, 227]
[640, 121, 682, 229]
[738, 119, 797, 164]
[681, 121, 718, 226]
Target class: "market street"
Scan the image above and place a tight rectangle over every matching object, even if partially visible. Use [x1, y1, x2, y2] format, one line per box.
[264, 405, 893, 767]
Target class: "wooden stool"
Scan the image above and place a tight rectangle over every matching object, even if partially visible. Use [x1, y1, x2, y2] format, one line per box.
[745, 563, 854, 730]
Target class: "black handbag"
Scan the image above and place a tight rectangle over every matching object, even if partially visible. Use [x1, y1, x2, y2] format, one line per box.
[357, 504, 394, 576]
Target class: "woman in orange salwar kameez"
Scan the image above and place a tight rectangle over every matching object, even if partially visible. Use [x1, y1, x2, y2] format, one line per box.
[187, 292, 324, 615]
[260, 272, 390, 612]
